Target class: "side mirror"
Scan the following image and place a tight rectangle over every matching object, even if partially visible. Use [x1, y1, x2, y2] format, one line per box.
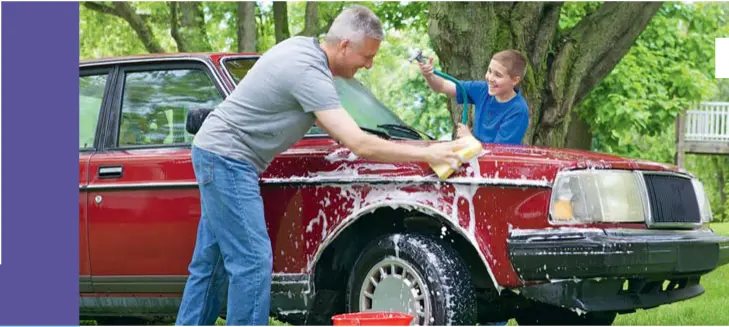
[186, 108, 214, 135]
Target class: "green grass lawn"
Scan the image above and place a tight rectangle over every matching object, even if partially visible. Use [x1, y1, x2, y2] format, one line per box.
[612, 222, 729, 326]
[86, 222, 729, 326]
[712, 222, 729, 236]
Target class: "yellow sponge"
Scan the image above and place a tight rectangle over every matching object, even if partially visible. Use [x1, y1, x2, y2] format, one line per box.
[430, 136, 483, 179]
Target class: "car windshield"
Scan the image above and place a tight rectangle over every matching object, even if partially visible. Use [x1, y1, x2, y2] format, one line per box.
[221, 57, 426, 140]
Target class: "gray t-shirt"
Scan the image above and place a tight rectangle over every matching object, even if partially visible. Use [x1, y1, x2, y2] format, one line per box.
[193, 36, 341, 173]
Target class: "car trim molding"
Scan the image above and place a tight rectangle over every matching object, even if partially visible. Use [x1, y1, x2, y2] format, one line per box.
[260, 176, 552, 187]
[80, 177, 550, 191]
[82, 274, 312, 317]
[81, 182, 198, 191]
[80, 276, 93, 293]
[87, 273, 310, 293]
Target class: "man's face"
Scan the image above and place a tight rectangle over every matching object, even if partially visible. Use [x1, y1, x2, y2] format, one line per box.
[335, 37, 381, 78]
[484, 59, 520, 96]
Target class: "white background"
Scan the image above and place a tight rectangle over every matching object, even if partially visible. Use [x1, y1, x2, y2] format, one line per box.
[718, 38, 729, 78]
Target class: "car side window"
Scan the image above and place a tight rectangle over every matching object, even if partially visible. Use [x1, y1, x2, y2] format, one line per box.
[80, 73, 108, 150]
[118, 67, 223, 147]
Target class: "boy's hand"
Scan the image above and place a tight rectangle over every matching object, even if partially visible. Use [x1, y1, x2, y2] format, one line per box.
[456, 123, 473, 139]
[418, 57, 435, 78]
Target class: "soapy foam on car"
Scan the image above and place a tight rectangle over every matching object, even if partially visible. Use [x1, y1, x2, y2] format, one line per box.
[287, 159, 520, 291]
[324, 148, 358, 163]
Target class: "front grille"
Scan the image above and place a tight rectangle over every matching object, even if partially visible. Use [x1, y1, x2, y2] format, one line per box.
[643, 174, 700, 225]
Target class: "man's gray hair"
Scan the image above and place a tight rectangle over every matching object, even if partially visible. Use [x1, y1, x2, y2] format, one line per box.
[325, 5, 384, 46]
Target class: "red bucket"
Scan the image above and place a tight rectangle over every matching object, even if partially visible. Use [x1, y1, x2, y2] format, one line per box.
[332, 312, 414, 326]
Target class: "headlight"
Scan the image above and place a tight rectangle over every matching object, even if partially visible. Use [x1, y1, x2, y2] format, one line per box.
[549, 170, 648, 224]
[691, 179, 713, 223]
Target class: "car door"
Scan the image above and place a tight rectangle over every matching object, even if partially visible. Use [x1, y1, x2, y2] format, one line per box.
[86, 59, 226, 293]
[79, 66, 114, 293]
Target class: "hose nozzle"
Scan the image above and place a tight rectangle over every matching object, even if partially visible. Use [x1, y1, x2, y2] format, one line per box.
[408, 48, 425, 64]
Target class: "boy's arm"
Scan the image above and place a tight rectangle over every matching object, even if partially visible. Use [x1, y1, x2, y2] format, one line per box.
[424, 74, 458, 97]
[419, 57, 457, 97]
[494, 109, 529, 145]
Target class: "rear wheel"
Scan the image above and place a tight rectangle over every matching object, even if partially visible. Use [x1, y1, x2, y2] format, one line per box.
[346, 233, 477, 325]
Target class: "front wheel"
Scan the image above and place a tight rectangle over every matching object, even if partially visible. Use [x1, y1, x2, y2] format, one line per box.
[346, 233, 477, 325]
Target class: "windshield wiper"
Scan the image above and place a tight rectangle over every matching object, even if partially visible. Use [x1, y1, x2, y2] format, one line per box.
[377, 124, 434, 140]
[360, 126, 391, 140]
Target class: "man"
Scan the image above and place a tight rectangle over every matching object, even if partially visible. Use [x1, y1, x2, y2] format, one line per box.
[175, 5, 467, 326]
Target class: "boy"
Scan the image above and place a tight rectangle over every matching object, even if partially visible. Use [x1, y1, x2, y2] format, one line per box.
[419, 50, 529, 145]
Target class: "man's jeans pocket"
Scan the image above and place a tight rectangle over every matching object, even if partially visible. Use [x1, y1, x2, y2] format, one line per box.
[191, 146, 214, 186]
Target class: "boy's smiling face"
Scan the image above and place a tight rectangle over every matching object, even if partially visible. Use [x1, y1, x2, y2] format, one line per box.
[485, 59, 521, 97]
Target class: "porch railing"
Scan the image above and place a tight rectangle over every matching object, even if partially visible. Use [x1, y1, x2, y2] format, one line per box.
[684, 101, 729, 142]
[675, 101, 729, 167]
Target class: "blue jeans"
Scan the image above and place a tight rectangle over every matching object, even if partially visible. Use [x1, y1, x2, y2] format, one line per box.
[176, 146, 272, 326]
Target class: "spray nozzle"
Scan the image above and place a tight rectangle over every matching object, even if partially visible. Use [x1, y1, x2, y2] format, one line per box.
[408, 48, 425, 64]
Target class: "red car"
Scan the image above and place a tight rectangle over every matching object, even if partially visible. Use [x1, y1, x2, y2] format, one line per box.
[79, 53, 729, 325]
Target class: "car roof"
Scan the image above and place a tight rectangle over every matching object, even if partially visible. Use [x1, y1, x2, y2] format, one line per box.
[79, 52, 260, 67]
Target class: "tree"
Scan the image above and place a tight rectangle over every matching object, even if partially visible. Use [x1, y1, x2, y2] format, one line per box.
[272, 2, 290, 43]
[427, 2, 663, 147]
[170, 2, 212, 52]
[83, 2, 166, 53]
[238, 2, 257, 51]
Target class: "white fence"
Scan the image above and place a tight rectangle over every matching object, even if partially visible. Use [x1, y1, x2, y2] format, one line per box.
[684, 102, 729, 142]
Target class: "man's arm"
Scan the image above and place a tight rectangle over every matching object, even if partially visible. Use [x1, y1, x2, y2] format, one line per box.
[294, 65, 463, 166]
[314, 108, 464, 165]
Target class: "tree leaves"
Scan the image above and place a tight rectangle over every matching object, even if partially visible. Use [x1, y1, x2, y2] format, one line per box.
[578, 2, 727, 161]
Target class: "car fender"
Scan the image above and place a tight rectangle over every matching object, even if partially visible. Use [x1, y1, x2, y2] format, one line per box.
[307, 199, 502, 291]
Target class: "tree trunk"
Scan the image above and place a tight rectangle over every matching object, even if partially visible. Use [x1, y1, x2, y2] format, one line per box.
[298, 2, 343, 37]
[83, 1, 165, 53]
[170, 2, 212, 52]
[300, 2, 320, 36]
[237, 1, 257, 52]
[427, 1, 662, 148]
[273, 1, 290, 43]
[565, 110, 593, 149]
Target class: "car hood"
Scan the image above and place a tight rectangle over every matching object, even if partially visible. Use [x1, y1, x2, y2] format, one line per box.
[481, 143, 677, 170]
[270, 139, 687, 185]
[446, 143, 688, 183]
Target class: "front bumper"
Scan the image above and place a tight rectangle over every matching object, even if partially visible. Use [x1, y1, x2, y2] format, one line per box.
[507, 227, 729, 312]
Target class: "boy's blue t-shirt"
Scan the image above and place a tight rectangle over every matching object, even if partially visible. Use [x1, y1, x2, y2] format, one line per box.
[455, 81, 529, 145]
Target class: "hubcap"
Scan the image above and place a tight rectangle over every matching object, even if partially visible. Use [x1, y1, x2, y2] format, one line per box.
[359, 257, 432, 325]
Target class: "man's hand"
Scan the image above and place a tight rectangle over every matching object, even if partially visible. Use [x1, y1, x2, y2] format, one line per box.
[456, 123, 473, 139]
[424, 140, 468, 168]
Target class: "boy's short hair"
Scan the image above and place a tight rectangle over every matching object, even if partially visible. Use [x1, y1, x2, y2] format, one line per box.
[493, 50, 527, 80]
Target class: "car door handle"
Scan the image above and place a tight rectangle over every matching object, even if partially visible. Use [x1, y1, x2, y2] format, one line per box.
[98, 165, 123, 178]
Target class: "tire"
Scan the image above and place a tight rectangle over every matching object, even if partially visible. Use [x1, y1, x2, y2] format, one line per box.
[346, 233, 477, 326]
[515, 304, 617, 326]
